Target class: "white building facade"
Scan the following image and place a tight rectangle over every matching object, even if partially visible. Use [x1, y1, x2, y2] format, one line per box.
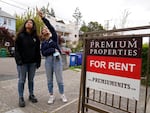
[46, 16, 79, 48]
[0, 8, 16, 34]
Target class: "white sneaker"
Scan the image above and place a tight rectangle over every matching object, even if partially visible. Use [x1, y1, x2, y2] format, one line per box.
[61, 94, 67, 103]
[48, 95, 55, 104]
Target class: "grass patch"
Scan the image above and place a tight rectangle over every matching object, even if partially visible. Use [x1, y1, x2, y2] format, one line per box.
[69, 65, 81, 72]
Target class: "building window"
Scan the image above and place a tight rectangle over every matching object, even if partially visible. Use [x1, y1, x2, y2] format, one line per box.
[61, 26, 65, 29]
[0, 18, 2, 26]
[8, 19, 11, 26]
[75, 34, 77, 38]
[4, 18, 7, 25]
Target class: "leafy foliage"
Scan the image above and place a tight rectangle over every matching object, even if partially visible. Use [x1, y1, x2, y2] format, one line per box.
[16, 8, 44, 35]
[72, 7, 82, 26]
[71, 40, 83, 53]
[0, 27, 11, 37]
[80, 21, 104, 32]
[142, 43, 149, 76]
[77, 21, 104, 52]
[80, 21, 89, 32]
[16, 4, 56, 35]
[0, 27, 14, 47]
[50, 8, 56, 17]
[40, 3, 56, 17]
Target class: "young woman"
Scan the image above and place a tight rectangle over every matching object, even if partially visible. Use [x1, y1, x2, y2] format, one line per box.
[37, 10, 67, 104]
[15, 19, 41, 107]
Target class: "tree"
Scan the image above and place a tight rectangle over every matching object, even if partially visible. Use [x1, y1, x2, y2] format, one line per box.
[40, 3, 50, 15]
[71, 40, 83, 53]
[0, 27, 14, 47]
[16, 8, 44, 34]
[16, 3, 56, 34]
[80, 21, 89, 32]
[40, 3, 55, 17]
[142, 43, 149, 77]
[78, 21, 104, 52]
[88, 21, 104, 31]
[50, 8, 55, 17]
[120, 9, 131, 28]
[16, 14, 26, 33]
[72, 7, 82, 26]
[80, 21, 104, 32]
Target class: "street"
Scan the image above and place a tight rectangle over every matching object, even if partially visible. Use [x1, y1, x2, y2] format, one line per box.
[0, 57, 81, 113]
[0, 57, 45, 81]
[1, 58, 150, 113]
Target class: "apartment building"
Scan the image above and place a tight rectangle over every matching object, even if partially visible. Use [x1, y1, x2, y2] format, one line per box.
[46, 16, 79, 48]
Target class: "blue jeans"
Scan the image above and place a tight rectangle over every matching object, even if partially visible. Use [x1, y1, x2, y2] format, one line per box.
[17, 63, 36, 97]
[45, 55, 64, 94]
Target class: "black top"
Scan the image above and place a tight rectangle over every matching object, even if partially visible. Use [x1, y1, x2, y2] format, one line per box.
[15, 32, 41, 66]
[41, 17, 61, 57]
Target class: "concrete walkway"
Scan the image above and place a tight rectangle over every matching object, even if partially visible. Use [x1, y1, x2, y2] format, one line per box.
[0, 69, 81, 113]
[0, 58, 150, 113]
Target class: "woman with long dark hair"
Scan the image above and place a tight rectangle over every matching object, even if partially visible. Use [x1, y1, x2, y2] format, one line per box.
[15, 19, 41, 107]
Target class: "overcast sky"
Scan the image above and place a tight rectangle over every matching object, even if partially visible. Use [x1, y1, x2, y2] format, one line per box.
[0, 0, 150, 29]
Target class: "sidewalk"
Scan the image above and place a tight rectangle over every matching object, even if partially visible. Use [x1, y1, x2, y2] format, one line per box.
[0, 69, 81, 113]
[146, 97, 150, 113]
[0, 57, 150, 113]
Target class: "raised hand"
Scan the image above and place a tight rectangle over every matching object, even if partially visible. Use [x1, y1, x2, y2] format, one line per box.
[36, 7, 44, 18]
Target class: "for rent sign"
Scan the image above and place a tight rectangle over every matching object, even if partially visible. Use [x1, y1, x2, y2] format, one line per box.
[86, 37, 142, 100]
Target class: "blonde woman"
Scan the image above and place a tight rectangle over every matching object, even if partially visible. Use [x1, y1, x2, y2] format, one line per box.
[37, 9, 67, 104]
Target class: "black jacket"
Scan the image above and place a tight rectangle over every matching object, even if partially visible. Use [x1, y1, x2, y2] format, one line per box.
[41, 17, 61, 57]
[15, 32, 41, 67]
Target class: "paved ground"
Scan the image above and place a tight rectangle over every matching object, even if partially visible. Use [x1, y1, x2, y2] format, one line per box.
[0, 69, 81, 113]
[0, 57, 81, 113]
[0, 57, 150, 113]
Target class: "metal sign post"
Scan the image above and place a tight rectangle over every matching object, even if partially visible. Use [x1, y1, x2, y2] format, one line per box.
[78, 25, 150, 113]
